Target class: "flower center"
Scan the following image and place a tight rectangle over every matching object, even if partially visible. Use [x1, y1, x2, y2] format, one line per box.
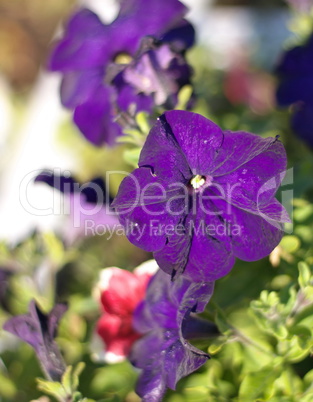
[113, 52, 133, 65]
[190, 175, 206, 190]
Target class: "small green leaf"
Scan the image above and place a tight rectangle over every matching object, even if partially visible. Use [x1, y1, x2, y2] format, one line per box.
[176, 85, 193, 110]
[136, 111, 150, 134]
[215, 310, 232, 334]
[123, 147, 141, 167]
[294, 204, 313, 222]
[42, 232, 65, 268]
[36, 378, 68, 402]
[298, 262, 311, 288]
[239, 367, 279, 400]
[280, 235, 301, 253]
[72, 362, 85, 392]
[208, 337, 227, 354]
[0, 372, 17, 398]
[61, 366, 73, 394]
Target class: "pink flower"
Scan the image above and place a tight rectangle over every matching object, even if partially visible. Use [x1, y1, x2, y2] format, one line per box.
[93, 260, 158, 363]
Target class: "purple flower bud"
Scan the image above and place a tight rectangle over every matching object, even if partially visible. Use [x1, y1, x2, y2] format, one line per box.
[3, 300, 68, 381]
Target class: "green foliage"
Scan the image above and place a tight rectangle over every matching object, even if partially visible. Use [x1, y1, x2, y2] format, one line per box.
[36, 363, 87, 402]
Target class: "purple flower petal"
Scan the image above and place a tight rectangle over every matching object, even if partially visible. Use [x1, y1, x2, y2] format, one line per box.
[112, 0, 188, 55]
[161, 19, 196, 51]
[276, 33, 313, 146]
[211, 130, 283, 177]
[3, 300, 67, 381]
[130, 269, 214, 401]
[123, 40, 193, 108]
[113, 167, 186, 252]
[153, 199, 235, 282]
[292, 102, 313, 146]
[73, 86, 122, 146]
[276, 35, 313, 77]
[211, 197, 284, 261]
[212, 135, 287, 212]
[138, 116, 191, 181]
[115, 80, 154, 114]
[49, 9, 110, 71]
[276, 76, 313, 106]
[35, 170, 113, 204]
[163, 111, 224, 175]
[60, 69, 103, 109]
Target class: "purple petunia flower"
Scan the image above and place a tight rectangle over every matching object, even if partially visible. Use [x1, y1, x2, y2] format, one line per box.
[276, 34, 313, 147]
[35, 170, 118, 243]
[112, 110, 289, 282]
[3, 300, 68, 381]
[49, 0, 194, 146]
[130, 269, 215, 401]
[120, 36, 193, 110]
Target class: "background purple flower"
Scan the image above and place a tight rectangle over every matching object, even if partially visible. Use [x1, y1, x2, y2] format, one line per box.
[35, 171, 118, 243]
[276, 34, 313, 147]
[3, 300, 68, 381]
[121, 37, 193, 110]
[49, 0, 193, 146]
[130, 269, 215, 401]
[112, 110, 289, 282]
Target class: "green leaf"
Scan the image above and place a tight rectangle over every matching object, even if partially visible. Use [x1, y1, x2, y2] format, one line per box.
[208, 336, 228, 354]
[280, 235, 301, 253]
[61, 366, 73, 395]
[214, 310, 232, 334]
[36, 378, 68, 402]
[294, 204, 313, 222]
[123, 147, 141, 167]
[0, 372, 17, 399]
[41, 232, 65, 269]
[135, 111, 150, 134]
[298, 262, 311, 288]
[71, 362, 85, 392]
[176, 85, 193, 110]
[239, 367, 279, 400]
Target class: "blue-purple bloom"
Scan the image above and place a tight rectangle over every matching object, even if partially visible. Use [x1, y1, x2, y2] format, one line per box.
[112, 110, 289, 282]
[130, 269, 215, 401]
[50, 0, 194, 146]
[3, 300, 68, 381]
[35, 170, 118, 243]
[35, 170, 114, 204]
[276, 34, 313, 146]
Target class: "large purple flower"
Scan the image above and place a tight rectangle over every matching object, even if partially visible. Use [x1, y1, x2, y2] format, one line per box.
[50, 0, 194, 146]
[112, 110, 289, 282]
[276, 34, 313, 146]
[3, 300, 68, 381]
[130, 269, 215, 401]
